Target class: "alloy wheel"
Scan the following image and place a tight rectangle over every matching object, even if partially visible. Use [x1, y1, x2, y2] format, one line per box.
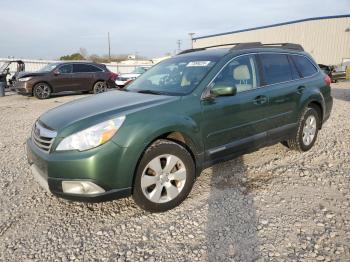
[95, 82, 106, 93]
[141, 154, 187, 203]
[302, 115, 317, 146]
[35, 84, 50, 99]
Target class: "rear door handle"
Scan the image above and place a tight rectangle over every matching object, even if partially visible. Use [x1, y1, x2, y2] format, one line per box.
[253, 95, 268, 105]
[297, 85, 306, 94]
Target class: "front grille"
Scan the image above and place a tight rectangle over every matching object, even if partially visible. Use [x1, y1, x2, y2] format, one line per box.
[31, 122, 57, 153]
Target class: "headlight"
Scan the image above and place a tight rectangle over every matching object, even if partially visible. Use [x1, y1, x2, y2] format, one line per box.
[18, 77, 31, 82]
[56, 116, 125, 151]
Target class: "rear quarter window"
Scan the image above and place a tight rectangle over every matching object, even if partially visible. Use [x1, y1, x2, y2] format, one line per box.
[259, 54, 293, 85]
[291, 55, 318, 78]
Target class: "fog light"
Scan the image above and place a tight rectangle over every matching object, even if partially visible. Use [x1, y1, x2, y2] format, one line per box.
[62, 181, 105, 195]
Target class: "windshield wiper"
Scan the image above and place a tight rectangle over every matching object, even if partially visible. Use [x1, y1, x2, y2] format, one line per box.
[136, 90, 165, 95]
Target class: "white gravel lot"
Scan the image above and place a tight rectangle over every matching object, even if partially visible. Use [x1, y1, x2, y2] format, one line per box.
[0, 83, 349, 261]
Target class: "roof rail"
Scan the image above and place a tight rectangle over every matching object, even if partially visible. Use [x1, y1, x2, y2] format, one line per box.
[177, 48, 206, 55]
[177, 42, 304, 55]
[229, 42, 304, 51]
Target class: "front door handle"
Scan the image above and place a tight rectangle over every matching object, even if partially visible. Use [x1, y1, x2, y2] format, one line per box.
[297, 85, 306, 94]
[253, 95, 268, 105]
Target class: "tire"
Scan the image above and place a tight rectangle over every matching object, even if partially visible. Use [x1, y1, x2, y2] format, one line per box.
[132, 139, 195, 212]
[286, 107, 320, 152]
[93, 81, 107, 94]
[33, 83, 51, 99]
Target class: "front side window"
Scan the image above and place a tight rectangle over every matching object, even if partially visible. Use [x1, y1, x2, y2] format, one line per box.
[58, 64, 72, 74]
[291, 55, 318, 78]
[211, 55, 259, 93]
[73, 64, 102, 73]
[259, 54, 293, 85]
[126, 57, 217, 95]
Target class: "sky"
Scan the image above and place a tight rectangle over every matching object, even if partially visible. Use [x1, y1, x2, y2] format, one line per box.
[0, 0, 349, 60]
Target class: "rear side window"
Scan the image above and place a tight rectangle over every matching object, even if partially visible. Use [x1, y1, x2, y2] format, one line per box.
[259, 54, 293, 85]
[291, 55, 318, 77]
[73, 64, 103, 73]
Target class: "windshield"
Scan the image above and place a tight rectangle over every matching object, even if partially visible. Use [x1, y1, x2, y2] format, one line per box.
[126, 57, 216, 95]
[132, 67, 147, 74]
[38, 63, 60, 72]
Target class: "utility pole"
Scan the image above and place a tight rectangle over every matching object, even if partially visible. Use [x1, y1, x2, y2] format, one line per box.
[188, 33, 195, 49]
[177, 40, 182, 53]
[108, 32, 111, 62]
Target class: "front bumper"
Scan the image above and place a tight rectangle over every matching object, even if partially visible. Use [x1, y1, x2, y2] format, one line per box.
[14, 81, 32, 95]
[26, 138, 132, 202]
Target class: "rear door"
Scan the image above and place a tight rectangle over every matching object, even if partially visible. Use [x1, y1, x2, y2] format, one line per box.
[72, 64, 100, 91]
[256, 53, 302, 138]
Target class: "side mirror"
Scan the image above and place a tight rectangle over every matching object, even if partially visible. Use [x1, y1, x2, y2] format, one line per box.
[210, 84, 237, 97]
[53, 69, 60, 76]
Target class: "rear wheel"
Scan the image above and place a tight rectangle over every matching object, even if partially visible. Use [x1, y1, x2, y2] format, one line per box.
[93, 81, 107, 94]
[132, 139, 195, 212]
[33, 83, 51, 99]
[286, 107, 320, 152]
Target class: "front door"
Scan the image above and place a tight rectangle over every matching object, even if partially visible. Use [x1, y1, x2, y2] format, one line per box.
[201, 54, 271, 162]
[50, 64, 75, 92]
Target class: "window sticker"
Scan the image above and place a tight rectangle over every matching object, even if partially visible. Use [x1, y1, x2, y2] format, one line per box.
[186, 61, 211, 67]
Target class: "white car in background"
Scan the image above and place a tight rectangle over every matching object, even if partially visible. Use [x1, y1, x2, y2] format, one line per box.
[115, 67, 148, 88]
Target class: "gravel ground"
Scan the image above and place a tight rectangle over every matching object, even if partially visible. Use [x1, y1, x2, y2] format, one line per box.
[0, 83, 349, 262]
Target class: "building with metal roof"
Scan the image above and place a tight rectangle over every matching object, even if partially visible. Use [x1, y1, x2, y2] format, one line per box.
[193, 15, 350, 66]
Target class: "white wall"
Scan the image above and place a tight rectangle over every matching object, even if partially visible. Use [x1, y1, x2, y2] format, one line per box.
[193, 16, 350, 65]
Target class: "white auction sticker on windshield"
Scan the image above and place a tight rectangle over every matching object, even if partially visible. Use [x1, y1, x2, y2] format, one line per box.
[186, 61, 211, 67]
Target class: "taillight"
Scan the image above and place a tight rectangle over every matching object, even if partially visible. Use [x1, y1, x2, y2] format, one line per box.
[324, 75, 331, 86]
[109, 72, 118, 81]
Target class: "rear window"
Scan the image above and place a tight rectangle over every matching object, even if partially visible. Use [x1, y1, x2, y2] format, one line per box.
[259, 54, 293, 85]
[291, 55, 318, 77]
[73, 64, 103, 73]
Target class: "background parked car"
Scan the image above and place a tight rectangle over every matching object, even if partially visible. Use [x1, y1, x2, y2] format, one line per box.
[115, 66, 148, 88]
[14, 62, 118, 99]
[318, 64, 346, 83]
[318, 64, 333, 79]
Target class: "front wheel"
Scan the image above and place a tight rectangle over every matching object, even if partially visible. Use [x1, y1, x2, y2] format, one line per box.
[132, 139, 195, 212]
[33, 83, 51, 99]
[286, 107, 320, 152]
[93, 81, 107, 94]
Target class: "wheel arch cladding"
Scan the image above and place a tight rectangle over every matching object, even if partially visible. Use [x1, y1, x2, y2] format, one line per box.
[129, 130, 201, 192]
[93, 80, 107, 90]
[308, 101, 323, 127]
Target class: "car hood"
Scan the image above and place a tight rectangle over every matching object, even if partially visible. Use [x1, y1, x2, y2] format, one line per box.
[39, 90, 177, 132]
[17, 71, 47, 79]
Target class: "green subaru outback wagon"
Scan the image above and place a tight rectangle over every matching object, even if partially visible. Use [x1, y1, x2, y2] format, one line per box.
[27, 42, 333, 212]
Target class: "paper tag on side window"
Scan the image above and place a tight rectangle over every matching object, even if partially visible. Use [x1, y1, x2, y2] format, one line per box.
[186, 61, 211, 67]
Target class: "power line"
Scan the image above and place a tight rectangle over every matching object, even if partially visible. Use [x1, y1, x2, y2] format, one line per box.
[108, 32, 111, 62]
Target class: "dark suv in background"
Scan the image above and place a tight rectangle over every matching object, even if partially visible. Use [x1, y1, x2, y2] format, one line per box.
[14, 62, 118, 99]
